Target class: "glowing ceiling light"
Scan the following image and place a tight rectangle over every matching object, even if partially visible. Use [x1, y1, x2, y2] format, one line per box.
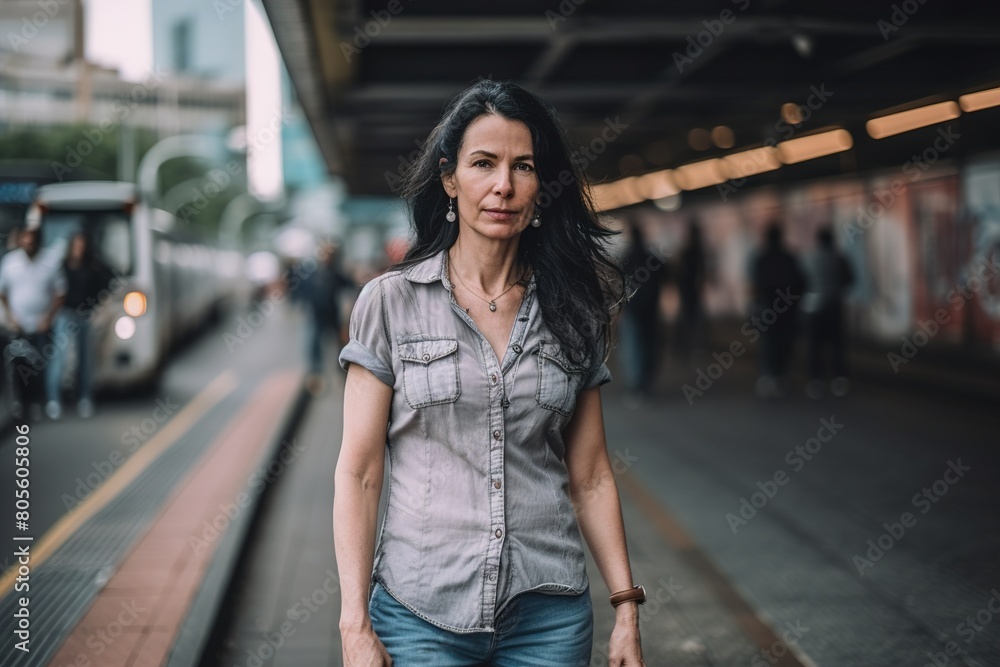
[959, 87, 1000, 113]
[634, 170, 679, 200]
[866, 101, 961, 139]
[711, 126, 735, 149]
[673, 159, 728, 190]
[721, 147, 782, 179]
[777, 129, 854, 164]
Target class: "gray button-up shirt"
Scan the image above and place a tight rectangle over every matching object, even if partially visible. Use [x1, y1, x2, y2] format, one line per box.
[339, 249, 611, 633]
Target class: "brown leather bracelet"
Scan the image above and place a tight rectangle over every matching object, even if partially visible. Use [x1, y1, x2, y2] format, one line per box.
[609, 584, 646, 607]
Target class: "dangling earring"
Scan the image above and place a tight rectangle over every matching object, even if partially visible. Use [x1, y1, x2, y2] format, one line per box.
[446, 198, 457, 223]
[530, 209, 541, 227]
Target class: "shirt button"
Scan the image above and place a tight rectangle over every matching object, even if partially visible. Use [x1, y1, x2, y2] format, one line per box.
[512, 344, 522, 354]
[493, 429, 501, 440]
[495, 528, 503, 538]
[488, 572, 497, 582]
[493, 480, 501, 489]
[490, 373, 497, 384]
[422, 353, 430, 361]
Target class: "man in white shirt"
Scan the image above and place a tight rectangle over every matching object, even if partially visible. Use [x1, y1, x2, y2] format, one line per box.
[0, 227, 67, 419]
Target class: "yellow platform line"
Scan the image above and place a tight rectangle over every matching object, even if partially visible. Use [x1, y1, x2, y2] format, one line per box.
[0, 370, 238, 598]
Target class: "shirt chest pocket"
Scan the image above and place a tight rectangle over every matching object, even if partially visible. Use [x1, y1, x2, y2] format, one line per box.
[398, 337, 461, 408]
[535, 340, 586, 416]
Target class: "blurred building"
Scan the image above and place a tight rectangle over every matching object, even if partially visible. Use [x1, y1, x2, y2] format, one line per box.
[152, 0, 245, 85]
[0, 0, 244, 135]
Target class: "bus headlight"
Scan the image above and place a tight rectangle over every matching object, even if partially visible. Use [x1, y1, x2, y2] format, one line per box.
[115, 316, 136, 340]
[123, 291, 147, 317]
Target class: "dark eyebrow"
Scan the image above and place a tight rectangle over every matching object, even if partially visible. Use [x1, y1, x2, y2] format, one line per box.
[469, 150, 534, 162]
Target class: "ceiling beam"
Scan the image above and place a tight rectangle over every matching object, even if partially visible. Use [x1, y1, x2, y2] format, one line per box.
[327, 16, 1000, 43]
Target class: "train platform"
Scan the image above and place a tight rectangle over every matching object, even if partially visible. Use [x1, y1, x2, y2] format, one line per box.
[208, 318, 998, 665]
[1, 306, 997, 666]
[0, 303, 312, 667]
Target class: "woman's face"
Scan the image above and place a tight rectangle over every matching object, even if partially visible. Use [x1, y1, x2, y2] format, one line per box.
[69, 235, 87, 260]
[442, 114, 540, 242]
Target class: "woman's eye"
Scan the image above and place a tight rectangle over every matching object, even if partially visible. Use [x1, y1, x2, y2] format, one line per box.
[474, 160, 492, 168]
[515, 163, 535, 172]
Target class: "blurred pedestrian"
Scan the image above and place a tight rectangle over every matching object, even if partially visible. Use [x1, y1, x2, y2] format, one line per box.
[334, 80, 645, 666]
[0, 227, 66, 419]
[618, 220, 665, 405]
[52, 233, 114, 418]
[749, 222, 805, 398]
[302, 241, 350, 393]
[674, 219, 707, 363]
[802, 226, 854, 398]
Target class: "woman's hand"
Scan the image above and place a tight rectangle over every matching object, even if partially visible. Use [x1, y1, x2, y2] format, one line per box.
[608, 602, 645, 666]
[341, 623, 392, 666]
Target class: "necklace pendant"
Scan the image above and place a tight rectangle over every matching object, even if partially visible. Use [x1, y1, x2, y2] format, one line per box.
[489, 301, 497, 312]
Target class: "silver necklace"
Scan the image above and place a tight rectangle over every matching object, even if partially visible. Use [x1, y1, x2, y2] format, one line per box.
[450, 259, 525, 312]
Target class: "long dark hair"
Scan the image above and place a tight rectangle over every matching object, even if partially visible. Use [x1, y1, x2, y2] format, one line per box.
[394, 80, 626, 368]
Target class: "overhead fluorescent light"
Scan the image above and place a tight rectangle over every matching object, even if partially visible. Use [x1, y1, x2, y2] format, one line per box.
[959, 87, 1000, 113]
[634, 170, 679, 200]
[673, 159, 727, 190]
[721, 147, 781, 179]
[866, 101, 961, 139]
[777, 129, 853, 164]
[590, 179, 643, 212]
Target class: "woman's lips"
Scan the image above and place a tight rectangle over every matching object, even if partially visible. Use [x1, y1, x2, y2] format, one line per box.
[484, 209, 517, 221]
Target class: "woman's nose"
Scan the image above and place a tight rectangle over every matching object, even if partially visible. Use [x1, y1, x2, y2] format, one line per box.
[493, 170, 514, 198]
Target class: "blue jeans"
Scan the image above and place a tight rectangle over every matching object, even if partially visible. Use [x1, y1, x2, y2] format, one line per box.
[369, 582, 594, 667]
[51, 310, 93, 403]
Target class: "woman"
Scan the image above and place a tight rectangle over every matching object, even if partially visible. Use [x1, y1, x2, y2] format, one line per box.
[335, 80, 645, 666]
[53, 232, 112, 418]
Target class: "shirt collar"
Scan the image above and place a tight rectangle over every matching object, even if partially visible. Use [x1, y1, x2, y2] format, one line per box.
[403, 248, 537, 294]
[403, 249, 448, 285]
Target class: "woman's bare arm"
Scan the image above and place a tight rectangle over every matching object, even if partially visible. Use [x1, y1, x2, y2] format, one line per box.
[565, 387, 645, 666]
[333, 364, 394, 665]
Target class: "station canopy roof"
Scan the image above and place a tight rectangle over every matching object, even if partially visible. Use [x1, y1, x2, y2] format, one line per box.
[262, 0, 1000, 198]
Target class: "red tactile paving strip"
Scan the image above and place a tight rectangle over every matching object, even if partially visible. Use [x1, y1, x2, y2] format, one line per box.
[46, 371, 302, 667]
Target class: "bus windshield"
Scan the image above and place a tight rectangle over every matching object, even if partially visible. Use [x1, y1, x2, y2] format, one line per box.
[41, 209, 134, 276]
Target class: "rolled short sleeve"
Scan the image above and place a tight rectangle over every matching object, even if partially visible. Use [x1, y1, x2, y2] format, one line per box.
[338, 278, 395, 386]
[583, 346, 611, 389]
[582, 360, 612, 390]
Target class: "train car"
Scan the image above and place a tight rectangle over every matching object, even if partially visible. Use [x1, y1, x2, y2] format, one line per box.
[32, 181, 244, 391]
